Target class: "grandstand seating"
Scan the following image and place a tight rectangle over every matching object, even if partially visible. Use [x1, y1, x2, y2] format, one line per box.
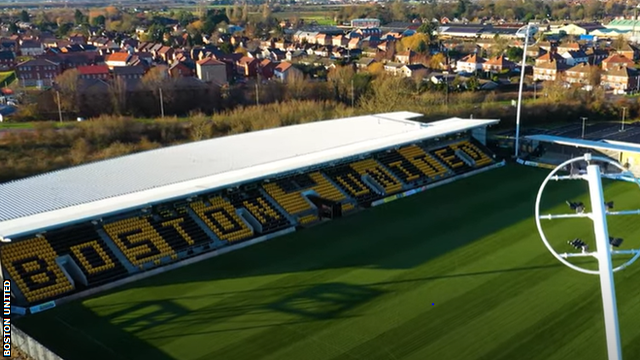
[323, 165, 380, 205]
[228, 189, 291, 234]
[429, 144, 473, 174]
[262, 172, 351, 222]
[349, 159, 404, 194]
[397, 145, 450, 181]
[376, 149, 425, 185]
[103, 217, 178, 267]
[44, 223, 128, 287]
[0, 236, 75, 303]
[2, 135, 498, 306]
[191, 197, 254, 242]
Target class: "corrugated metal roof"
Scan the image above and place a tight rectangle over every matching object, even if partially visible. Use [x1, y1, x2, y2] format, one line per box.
[0, 113, 499, 237]
[526, 135, 640, 153]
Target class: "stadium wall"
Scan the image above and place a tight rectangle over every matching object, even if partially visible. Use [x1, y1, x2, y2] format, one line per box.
[371, 160, 506, 207]
[12, 326, 64, 360]
[18, 227, 296, 315]
[516, 158, 556, 170]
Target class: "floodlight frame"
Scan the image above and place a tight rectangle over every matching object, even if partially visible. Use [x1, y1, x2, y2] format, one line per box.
[535, 154, 640, 275]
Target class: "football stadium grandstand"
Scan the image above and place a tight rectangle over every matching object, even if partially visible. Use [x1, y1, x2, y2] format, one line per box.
[0, 112, 502, 314]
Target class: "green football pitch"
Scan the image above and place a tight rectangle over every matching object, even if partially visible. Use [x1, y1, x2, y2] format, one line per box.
[16, 164, 640, 360]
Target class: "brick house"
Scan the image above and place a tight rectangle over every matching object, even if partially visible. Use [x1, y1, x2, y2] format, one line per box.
[535, 52, 566, 66]
[533, 59, 569, 81]
[105, 52, 132, 68]
[601, 66, 640, 93]
[16, 59, 61, 87]
[601, 54, 634, 71]
[19, 39, 44, 56]
[77, 65, 110, 80]
[274, 61, 303, 82]
[565, 62, 598, 85]
[113, 65, 145, 80]
[482, 55, 516, 73]
[456, 53, 485, 73]
[236, 56, 258, 77]
[0, 51, 16, 70]
[168, 61, 194, 78]
[196, 58, 228, 85]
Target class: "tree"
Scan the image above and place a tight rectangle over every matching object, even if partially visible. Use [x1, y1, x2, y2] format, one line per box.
[54, 69, 79, 113]
[506, 47, 524, 63]
[242, 3, 249, 22]
[416, 22, 437, 43]
[105, 6, 119, 19]
[262, 4, 271, 21]
[74, 9, 85, 25]
[91, 15, 106, 27]
[391, 0, 407, 21]
[368, 62, 384, 76]
[8, 22, 18, 34]
[19, 10, 29, 22]
[429, 53, 446, 70]
[455, 0, 468, 18]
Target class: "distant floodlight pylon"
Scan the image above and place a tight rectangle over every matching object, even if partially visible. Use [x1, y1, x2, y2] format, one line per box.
[535, 154, 640, 360]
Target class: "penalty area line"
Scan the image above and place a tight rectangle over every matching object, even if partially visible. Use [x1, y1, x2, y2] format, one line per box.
[54, 315, 124, 359]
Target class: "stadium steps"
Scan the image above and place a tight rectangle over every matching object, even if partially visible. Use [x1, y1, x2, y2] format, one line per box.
[258, 188, 299, 224]
[468, 138, 497, 166]
[375, 148, 428, 187]
[315, 172, 358, 213]
[152, 210, 214, 252]
[0, 236, 75, 304]
[191, 197, 254, 243]
[37, 224, 129, 289]
[95, 229, 138, 274]
[349, 159, 404, 195]
[322, 165, 381, 206]
[263, 178, 315, 216]
[228, 189, 292, 234]
[398, 144, 451, 181]
[429, 144, 473, 175]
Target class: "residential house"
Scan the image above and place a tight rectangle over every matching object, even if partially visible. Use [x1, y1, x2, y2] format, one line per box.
[401, 64, 428, 78]
[348, 38, 361, 50]
[561, 50, 589, 66]
[525, 45, 547, 58]
[585, 48, 609, 65]
[332, 35, 348, 47]
[533, 59, 569, 81]
[395, 50, 418, 64]
[565, 62, 598, 86]
[456, 53, 485, 73]
[556, 42, 581, 54]
[482, 55, 516, 73]
[615, 43, 639, 61]
[356, 57, 376, 70]
[105, 52, 132, 68]
[535, 52, 566, 66]
[315, 34, 332, 46]
[168, 61, 194, 78]
[157, 46, 174, 63]
[19, 39, 44, 56]
[237, 56, 258, 77]
[601, 54, 634, 71]
[259, 59, 277, 79]
[113, 65, 145, 80]
[601, 66, 640, 93]
[77, 65, 110, 80]
[16, 59, 61, 87]
[0, 51, 16, 70]
[536, 41, 554, 52]
[383, 62, 403, 76]
[273, 61, 303, 81]
[196, 58, 228, 85]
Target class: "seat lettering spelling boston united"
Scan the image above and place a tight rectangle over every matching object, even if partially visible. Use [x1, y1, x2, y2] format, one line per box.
[398, 145, 449, 180]
[190, 197, 253, 242]
[0, 236, 74, 303]
[103, 217, 176, 266]
[349, 159, 403, 194]
[43, 223, 128, 288]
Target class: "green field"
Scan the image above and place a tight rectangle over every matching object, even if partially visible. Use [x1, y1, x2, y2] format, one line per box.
[16, 165, 640, 360]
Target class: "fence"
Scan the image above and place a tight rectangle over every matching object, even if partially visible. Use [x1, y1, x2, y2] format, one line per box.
[12, 326, 63, 360]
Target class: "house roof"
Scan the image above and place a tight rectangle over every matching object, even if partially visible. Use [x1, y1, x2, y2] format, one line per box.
[484, 55, 514, 66]
[113, 65, 145, 75]
[566, 62, 595, 74]
[275, 61, 293, 72]
[77, 65, 110, 75]
[459, 53, 485, 64]
[106, 52, 130, 63]
[197, 58, 225, 66]
[605, 65, 638, 78]
[535, 59, 569, 71]
[0, 113, 499, 237]
[16, 58, 59, 67]
[602, 54, 634, 65]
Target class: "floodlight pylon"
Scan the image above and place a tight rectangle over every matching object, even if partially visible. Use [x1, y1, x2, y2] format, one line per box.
[534, 154, 640, 360]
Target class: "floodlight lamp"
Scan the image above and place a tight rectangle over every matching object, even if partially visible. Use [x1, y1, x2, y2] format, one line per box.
[584, 153, 592, 162]
[566, 201, 585, 213]
[91, 220, 98, 225]
[0, 236, 10, 243]
[605, 201, 614, 210]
